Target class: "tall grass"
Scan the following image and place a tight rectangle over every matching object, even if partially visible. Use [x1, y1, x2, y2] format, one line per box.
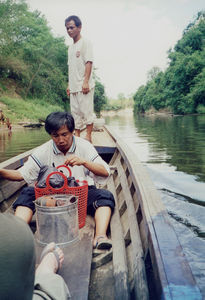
[0, 96, 67, 122]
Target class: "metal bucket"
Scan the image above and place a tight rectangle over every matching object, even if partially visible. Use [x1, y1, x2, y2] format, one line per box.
[34, 194, 79, 246]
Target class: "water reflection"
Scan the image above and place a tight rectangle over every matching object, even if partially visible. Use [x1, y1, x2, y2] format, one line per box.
[0, 127, 49, 162]
[106, 114, 205, 182]
[0, 130, 12, 154]
[133, 115, 205, 182]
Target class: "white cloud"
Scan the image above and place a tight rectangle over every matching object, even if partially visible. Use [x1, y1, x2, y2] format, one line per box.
[26, 0, 203, 98]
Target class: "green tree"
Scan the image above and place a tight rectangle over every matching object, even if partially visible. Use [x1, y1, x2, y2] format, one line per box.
[0, 0, 68, 106]
[133, 11, 205, 115]
[147, 66, 161, 81]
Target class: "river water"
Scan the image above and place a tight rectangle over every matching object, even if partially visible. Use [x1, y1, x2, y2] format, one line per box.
[0, 113, 205, 295]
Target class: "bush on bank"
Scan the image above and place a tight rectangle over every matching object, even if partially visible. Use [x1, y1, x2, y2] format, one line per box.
[0, 96, 64, 123]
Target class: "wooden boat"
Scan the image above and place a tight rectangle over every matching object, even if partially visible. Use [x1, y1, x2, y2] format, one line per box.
[0, 126, 202, 300]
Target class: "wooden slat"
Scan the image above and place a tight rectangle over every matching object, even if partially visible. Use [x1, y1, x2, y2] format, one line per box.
[107, 175, 130, 300]
[35, 216, 95, 300]
[116, 158, 149, 300]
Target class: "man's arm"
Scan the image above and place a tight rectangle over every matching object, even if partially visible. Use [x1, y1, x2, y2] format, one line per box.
[0, 169, 24, 181]
[67, 65, 70, 96]
[64, 155, 109, 177]
[82, 61, 93, 94]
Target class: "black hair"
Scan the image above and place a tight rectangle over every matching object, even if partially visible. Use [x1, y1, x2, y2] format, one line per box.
[45, 112, 75, 134]
[65, 15, 82, 27]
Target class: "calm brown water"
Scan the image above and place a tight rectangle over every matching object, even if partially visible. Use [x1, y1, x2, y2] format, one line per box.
[0, 113, 205, 295]
[0, 127, 50, 162]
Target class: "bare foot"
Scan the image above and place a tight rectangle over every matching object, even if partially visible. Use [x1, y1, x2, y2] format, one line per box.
[36, 244, 64, 275]
[84, 136, 92, 143]
[75, 129, 80, 137]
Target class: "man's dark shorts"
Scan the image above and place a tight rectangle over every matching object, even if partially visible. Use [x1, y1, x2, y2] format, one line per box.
[13, 185, 115, 216]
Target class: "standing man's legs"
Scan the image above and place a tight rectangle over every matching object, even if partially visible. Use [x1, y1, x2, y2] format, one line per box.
[74, 128, 81, 137]
[84, 88, 94, 143]
[70, 92, 83, 138]
[70, 89, 94, 142]
[85, 123, 93, 143]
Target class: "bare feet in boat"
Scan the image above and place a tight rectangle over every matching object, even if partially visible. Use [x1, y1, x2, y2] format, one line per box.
[85, 123, 93, 143]
[36, 242, 64, 275]
[74, 129, 80, 137]
[84, 136, 92, 143]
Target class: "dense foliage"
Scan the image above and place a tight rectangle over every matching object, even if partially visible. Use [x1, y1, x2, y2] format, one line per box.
[0, 0, 68, 106]
[133, 12, 205, 114]
[0, 0, 106, 114]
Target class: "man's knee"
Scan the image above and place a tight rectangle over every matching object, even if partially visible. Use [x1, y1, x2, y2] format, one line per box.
[87, 188, 115, 216]
[13, 186, 36, 213]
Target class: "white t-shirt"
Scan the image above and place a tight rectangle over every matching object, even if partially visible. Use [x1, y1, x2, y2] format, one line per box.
[68, 37, 95, 93]
[19, 136, 110, 186]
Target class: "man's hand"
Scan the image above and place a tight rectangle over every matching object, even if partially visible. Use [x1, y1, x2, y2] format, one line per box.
[64, 155, 85, 167]
[82, 81, 90, 94]
[66, 87, 70, 97]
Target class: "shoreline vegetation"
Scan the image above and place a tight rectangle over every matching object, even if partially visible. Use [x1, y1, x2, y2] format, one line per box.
[133, 12, 205, 115]
[1, 93, 204, 131]
[1, 99, 203, 133]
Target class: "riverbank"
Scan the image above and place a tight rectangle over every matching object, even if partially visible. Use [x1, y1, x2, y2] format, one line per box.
[101, 107, 174, 118]
[0, 96, 64, 125]
[101, 107, 133, 117]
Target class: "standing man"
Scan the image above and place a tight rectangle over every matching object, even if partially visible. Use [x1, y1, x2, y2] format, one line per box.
[65, 15, 95, 143]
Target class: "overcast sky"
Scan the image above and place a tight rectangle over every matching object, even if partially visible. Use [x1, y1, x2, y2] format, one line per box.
[26, 0, 204, 99]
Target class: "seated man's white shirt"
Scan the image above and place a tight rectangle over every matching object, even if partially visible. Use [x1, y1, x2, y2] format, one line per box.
[19, 136, 110, 186]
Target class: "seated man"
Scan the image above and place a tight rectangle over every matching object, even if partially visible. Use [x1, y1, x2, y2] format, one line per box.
[0, 213, 70, 300]
[0, 112, 115, 249]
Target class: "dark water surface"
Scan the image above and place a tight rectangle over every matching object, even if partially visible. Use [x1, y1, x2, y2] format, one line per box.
[0, 114, 205, 295]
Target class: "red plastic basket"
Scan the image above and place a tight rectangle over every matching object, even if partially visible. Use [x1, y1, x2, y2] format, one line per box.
[34, 165, 88, 229]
